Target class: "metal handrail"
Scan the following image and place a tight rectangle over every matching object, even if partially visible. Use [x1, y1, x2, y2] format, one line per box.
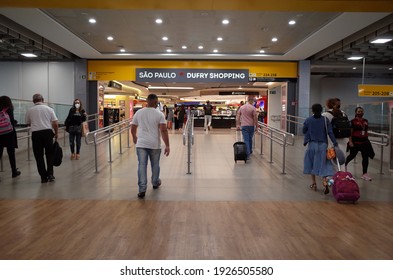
[85, 118, 132, 173]
[368, 131, 390, 174]
[257, 121, 295, 174]
[183, 111, 195, 174]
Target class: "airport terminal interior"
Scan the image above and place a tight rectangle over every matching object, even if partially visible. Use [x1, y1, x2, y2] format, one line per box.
[0, 1, 393, 261]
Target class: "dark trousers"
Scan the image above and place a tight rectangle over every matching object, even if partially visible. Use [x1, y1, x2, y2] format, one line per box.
[32, 129, 54, 180]
[0, 146, 17, 174]
[69, 132, 82, 154]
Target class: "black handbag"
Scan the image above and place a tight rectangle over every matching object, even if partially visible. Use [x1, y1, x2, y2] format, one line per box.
[53, 141, 63, 167]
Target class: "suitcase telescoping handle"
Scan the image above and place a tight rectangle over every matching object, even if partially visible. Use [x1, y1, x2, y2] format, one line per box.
[336, 155, 341, 171]
[236, 129, 243, 142]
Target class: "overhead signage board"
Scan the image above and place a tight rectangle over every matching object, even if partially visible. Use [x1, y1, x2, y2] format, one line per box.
[358, 84, 393, 97]
[136, 68, 249, 83]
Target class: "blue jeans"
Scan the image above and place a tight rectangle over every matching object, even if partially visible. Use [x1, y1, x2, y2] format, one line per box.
[136, 148, 161, 192]
[241, 126, 255, 158]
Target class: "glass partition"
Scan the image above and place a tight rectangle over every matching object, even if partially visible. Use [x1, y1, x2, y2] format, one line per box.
[11, 98, 70, 127]
[342, 100, 392, 134]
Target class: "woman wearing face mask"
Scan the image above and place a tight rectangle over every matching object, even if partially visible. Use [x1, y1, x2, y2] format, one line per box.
[345, 107, 375, 181]
[65, 99, 87, 160]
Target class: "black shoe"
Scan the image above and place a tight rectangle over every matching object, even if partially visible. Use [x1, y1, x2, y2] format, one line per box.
[12, 170, 21, 178]
[41, 178, 48, 183]
[137, 192, 146, 199]
[153, 179, 162, 189]
[48, 175, 55, 182]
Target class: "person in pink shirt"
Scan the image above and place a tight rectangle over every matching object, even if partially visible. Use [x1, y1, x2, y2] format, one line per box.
[236, 96, 258, 160]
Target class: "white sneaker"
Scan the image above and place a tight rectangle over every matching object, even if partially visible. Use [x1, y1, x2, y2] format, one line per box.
[361, 173, 372, 181]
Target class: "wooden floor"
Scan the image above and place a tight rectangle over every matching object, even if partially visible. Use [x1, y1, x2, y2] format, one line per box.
[0, 128, 392, 259]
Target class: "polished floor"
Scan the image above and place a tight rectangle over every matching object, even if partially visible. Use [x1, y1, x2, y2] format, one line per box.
[0, 128, 392, 259]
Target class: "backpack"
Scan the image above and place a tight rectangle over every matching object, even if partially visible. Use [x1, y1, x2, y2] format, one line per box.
[53, 141, 63, 167]
[0, 108, 13, 135]
[328, 111, 351, 138]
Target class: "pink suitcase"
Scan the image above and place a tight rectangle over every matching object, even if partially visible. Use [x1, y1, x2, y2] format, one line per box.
[332, 159, 360, 203]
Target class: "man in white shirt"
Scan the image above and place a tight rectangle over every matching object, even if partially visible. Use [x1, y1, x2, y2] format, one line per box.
[25, 93, 58, 183]
[131, 94, 170, 199]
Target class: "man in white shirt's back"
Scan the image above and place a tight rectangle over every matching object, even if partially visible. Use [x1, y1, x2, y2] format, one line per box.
[25, 93, 58, 183]
[131, 94, 170, 199]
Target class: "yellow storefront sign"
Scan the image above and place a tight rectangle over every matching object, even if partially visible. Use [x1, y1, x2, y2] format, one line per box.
[358, 84, 393, 97]
[87, 60, 298, 81]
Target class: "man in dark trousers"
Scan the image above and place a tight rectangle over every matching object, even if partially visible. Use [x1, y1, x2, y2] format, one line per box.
[25, 93, 58, 183]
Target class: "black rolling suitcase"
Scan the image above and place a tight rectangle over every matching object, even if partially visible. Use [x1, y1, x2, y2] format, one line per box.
[234, 130, 247, 163]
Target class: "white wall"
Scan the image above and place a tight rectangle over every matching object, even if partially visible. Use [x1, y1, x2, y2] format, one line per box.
[311, 77, 393, 108]
[0, 61, 75, 105]
[267, 86, 282, 129]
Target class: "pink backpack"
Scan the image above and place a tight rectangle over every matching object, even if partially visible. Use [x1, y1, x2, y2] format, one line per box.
[332, 171, 360, 203]
[0, 108, 13, 135]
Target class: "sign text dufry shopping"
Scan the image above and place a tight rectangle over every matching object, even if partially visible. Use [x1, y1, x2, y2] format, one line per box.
[136, 68, 249, 83]
[358, 84, 393, 97]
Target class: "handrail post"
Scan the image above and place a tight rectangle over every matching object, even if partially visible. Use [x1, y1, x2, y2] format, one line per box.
[27, 129, 31, 161]
[127, 125, 131, 148]
[379, 135, 384, 174]
[282, 135, 287, 174]
[108, 131, 113, 163]
[94, 132, 99, 173]
[119, 126, 123, 154]
[269, 130, 273, 163]
[260, 126, 264, 155]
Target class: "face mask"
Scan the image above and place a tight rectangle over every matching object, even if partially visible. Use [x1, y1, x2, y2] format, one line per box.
[75, 103, 80, 109]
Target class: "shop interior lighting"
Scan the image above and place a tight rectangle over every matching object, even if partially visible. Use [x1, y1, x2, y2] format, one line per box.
[162, 36, 168, 41]
[89, 18, 96, 24]
[182, 45, 187, 49]
[155, 18, 163, 24]
[107, 36, 114, 41]
[222, 19, 229, 25]
[272, 37, 278, 42]
[289, 20, 296, 25]
[148, 86, 194, 90]
[198, 46, 204, 49]
[213, 49, 218, 53]
[217, 37, 223, 41]
[21, 53, 37, 57]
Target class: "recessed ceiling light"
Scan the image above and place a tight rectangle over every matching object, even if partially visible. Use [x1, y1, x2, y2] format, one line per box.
[288, 20, 296, 25]
[198, 46, 204, 49]
[389, 67, 393, 70]
[222, 19, 229, 25]
[107, 36, 114, 41]
[352, 67, 357, 70]
[166, 49, 172, 53]
[213, 49, 218, 53]
[89, 18, 96, 24]
[162, 36, 168, 41]
[120, 48, 125, 52]
[155, 18, 163, 24]
[21, 53, 37, 57]
[217, 37, 223, 41]
[182, 45, 187, 49]
[347, 56, 363, 60]
[259, 50, 265, 53]
[370, 38, 392, 44]
[272, 37, 278, 42]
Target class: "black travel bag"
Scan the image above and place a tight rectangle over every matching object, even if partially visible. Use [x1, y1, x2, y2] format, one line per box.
[234, 130, 247, 163]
